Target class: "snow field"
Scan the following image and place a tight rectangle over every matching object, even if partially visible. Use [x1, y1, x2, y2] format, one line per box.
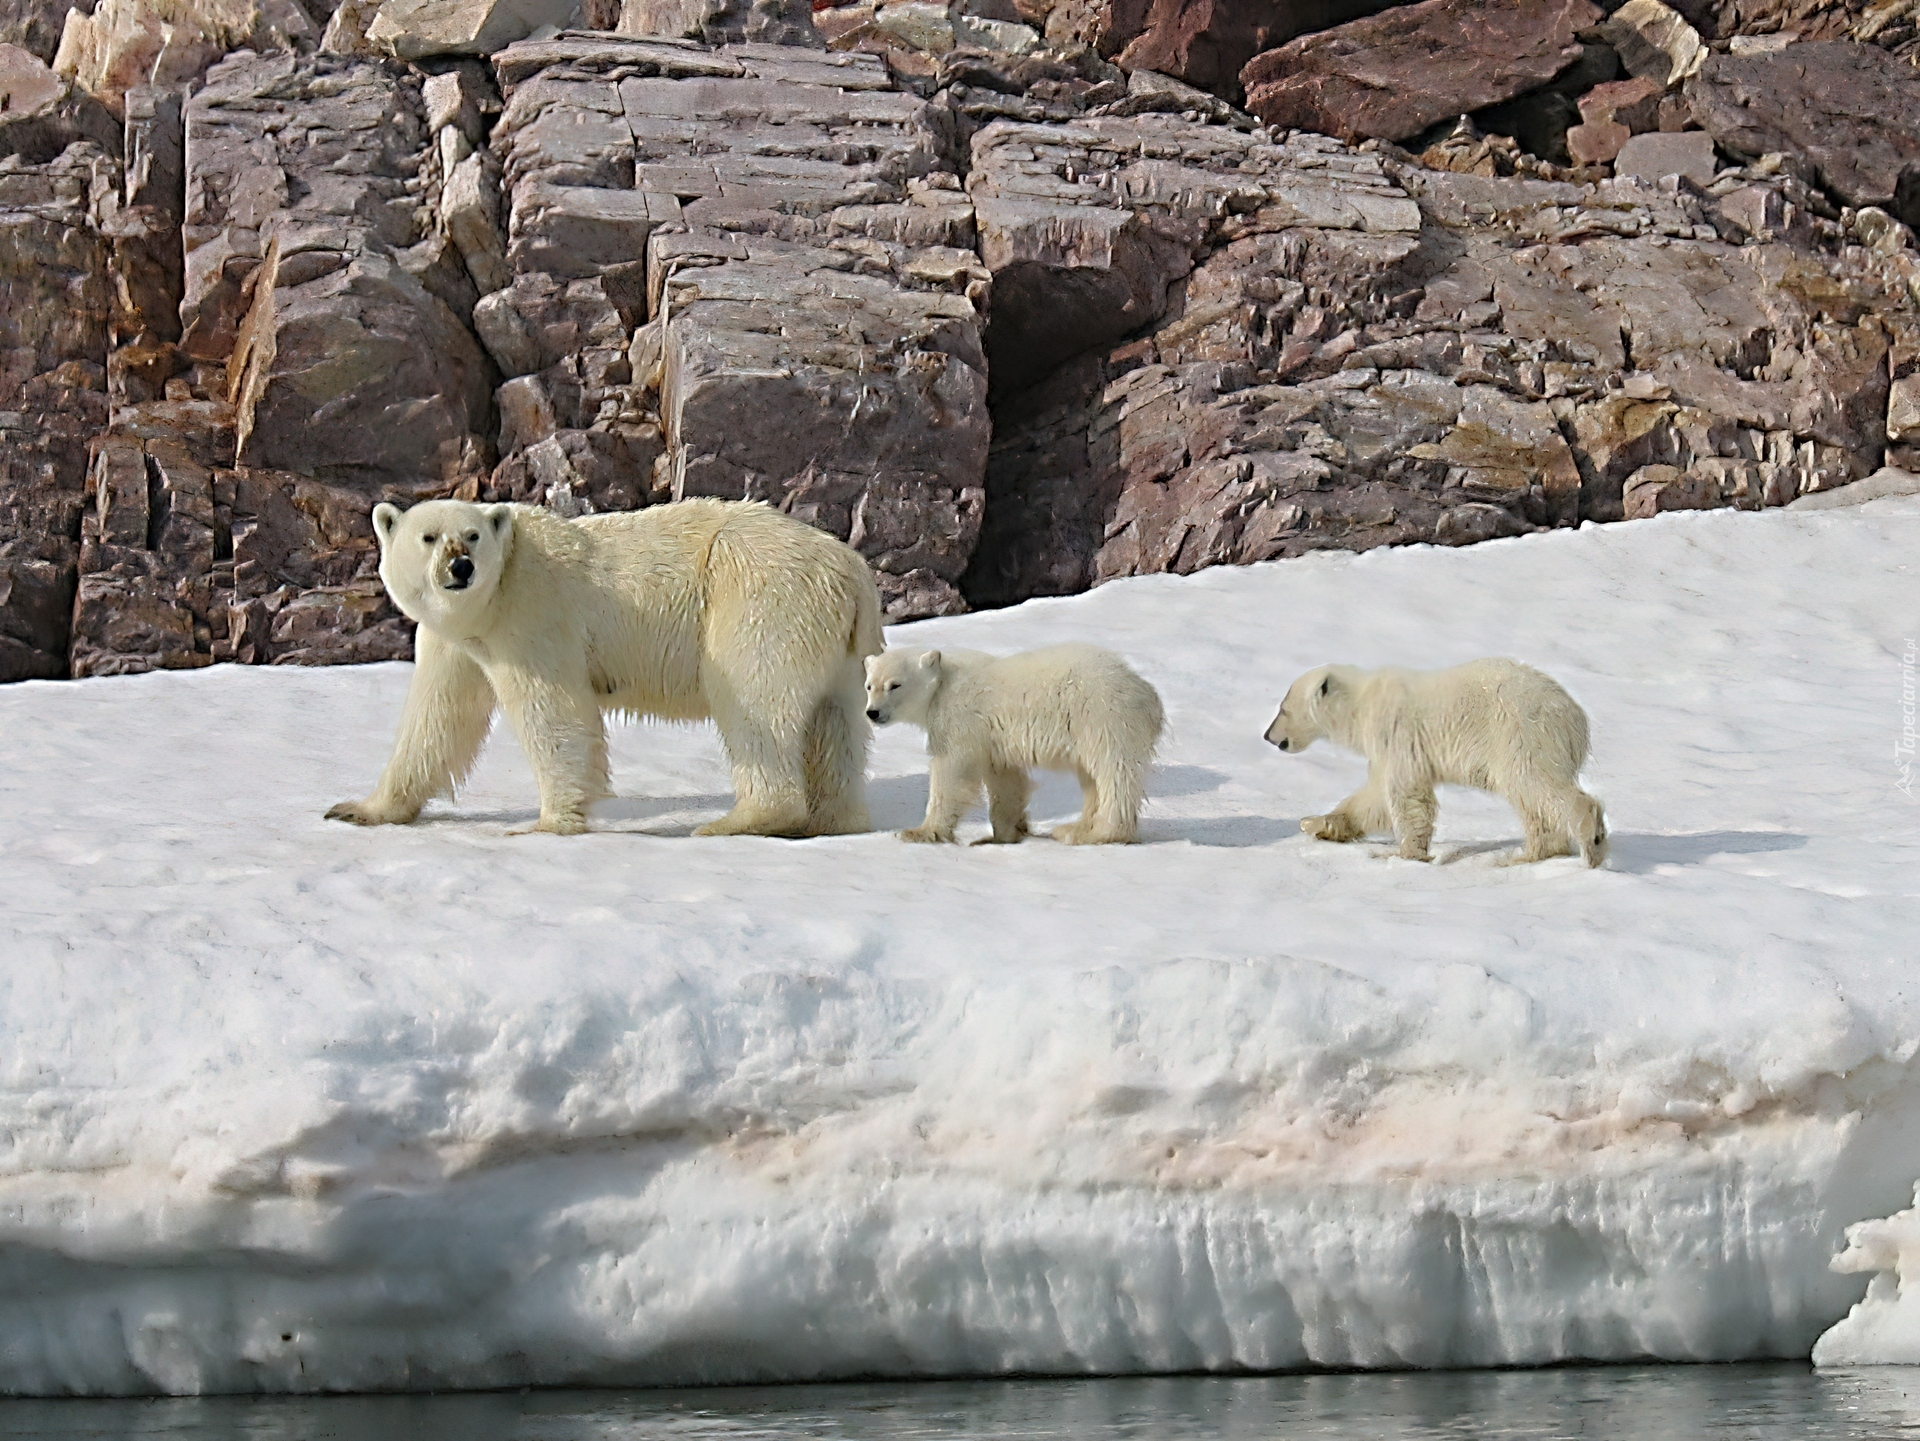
[0, 498, 1916, 1392]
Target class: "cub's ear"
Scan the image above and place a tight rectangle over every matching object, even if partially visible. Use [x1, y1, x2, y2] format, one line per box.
[1319, 674, 1333, 697]
[484, 504, 512, 538]
[919, 649, 941, 671]
[372, 503, 400, 546]
[863, 654, 879, 678]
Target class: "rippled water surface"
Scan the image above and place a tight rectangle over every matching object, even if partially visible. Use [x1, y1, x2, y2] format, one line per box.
[5, 1365, 1920, 1440]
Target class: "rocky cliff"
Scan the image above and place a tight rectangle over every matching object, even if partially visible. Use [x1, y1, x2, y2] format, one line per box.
[2, 0, 1917, 677]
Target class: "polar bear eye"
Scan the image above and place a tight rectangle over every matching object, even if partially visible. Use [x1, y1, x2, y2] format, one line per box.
[887, 682, 900, 691]
[422, 533, 438, 544]
[465, 531, 480, 543]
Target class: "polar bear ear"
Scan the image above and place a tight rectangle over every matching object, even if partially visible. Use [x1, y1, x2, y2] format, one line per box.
[919, 650, 941, 672]
[863, 654, 879, 677]
[483, 504, 512, 539]
[372, 503, 400, 547]
[1319, 674, 1333, 697]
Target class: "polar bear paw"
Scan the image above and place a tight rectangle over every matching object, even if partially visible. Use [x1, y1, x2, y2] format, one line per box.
[898, 825, 954, 844]
[325, 798, 417, 826]
[1302, 812, 1362, 843]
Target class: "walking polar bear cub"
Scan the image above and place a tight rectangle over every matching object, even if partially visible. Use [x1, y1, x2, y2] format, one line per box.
[327, 497, 882, 838]
[1266, 658, 1607, 867]
[865, 644, 1164, 845]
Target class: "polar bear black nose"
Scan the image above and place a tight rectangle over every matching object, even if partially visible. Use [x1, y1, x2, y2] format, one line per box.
[448, 556, 474, 587]
[1277, 738, 1290, 751]
[866, 707, 881, 722]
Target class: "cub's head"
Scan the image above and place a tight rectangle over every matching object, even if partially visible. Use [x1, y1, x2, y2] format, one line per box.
[372, 500, 514, 631]
[1264, 665, 1344, 754]
[864, 648, 942, 727]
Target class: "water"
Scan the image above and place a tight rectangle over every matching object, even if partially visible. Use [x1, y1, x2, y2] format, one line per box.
[4, 1366, 1919, 1440]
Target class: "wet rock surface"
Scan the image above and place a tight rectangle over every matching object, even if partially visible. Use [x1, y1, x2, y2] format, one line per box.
[7, 6, 1920, 677]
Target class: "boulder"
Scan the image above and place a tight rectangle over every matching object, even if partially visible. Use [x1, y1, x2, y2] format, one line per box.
[1107, 0, 1411, 99]
[181, 53, 496, 485]
[1685, 43, 1920, 214]
[1239, 0, 1602, 145]
[0, 40, 119, 162]
[367, 0, 582, 59]
[1612, 129, 1717, 187]
[1598, 0, 1704, 88]
[0, 0, 75, 62]
[615, 0, 822, 46]
[53, 0, 314, 117]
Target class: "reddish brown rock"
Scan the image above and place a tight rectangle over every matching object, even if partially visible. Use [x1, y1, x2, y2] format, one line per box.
[1685, 42, 1920, 214]
[1239, 0, 1602, 144]
[1106, 0, 1409, 100]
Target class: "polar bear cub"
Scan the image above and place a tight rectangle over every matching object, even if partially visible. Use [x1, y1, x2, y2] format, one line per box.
[1265, 658, 1607, 866]
[865, 645, 1164, 845]
[327, 497, 882, 838]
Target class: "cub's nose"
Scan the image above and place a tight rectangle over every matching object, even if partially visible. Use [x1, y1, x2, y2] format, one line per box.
[1277, 737, 1290, 751]
[866, 707, 882, 722]
[448, 556, 475, 588]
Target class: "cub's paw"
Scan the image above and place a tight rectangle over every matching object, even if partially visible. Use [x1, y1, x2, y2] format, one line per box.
[1302, 813, 1362, 843]
[898, 825, 953, 844]
[1394, 843, 1433, 862]
[326, 799, 412, 826]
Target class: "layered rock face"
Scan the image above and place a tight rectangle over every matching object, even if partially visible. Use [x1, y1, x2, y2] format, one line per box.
[478, 37, 988, 615]
[0, 143, 114, 680]
[6, 0, 1920, 678]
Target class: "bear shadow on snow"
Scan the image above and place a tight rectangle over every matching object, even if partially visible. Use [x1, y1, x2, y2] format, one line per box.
[1598, 830, 1808, 874]
[555, 766, 1239, 840]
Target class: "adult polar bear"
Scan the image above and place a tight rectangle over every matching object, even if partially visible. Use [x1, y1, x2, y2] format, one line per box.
[327, 498, 883, 837]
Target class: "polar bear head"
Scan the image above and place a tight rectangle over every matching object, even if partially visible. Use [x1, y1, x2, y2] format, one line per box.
[372, 499, 515, 632]
[1264, 665, 1347, 753]
[864, 648, 942, 727]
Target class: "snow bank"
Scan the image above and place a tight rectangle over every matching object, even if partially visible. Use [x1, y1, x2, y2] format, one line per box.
[2, 500, 1918, 1395]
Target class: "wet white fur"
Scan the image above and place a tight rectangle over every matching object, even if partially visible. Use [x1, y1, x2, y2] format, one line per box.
[866, 644, 1165, 845]
[328, 498, 883, 837]
[1264, 659, 1608, 866]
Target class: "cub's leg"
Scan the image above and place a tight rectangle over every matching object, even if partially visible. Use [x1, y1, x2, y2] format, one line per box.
[977, 765, 1033, 845]
[1387, 778, 1439, 862]
[901, 754, 980, 844]
[493, 665, 607, 835]
[1071, 743, 1147, 845]
[1571, 790, 1608, 868]
[327, 627, 495, 825]
[1052, 765, 1101, 844]
[1302, 771, 1390, 844]
[1506, 778, 1575, 864]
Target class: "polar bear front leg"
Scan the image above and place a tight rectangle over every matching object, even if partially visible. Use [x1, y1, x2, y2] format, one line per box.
[492, 666, 605, 836]
[901, 755, 977, 844]
[327, 627, 495, 825]
[1302, 772, 1389, 844]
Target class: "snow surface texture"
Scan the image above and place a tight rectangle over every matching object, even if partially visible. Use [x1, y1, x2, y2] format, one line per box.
[1, 501, 1917, 1395]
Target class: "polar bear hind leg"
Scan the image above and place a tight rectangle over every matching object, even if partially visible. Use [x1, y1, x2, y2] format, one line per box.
[701, 689, 811, 837]
[800, 656, 873, 836]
